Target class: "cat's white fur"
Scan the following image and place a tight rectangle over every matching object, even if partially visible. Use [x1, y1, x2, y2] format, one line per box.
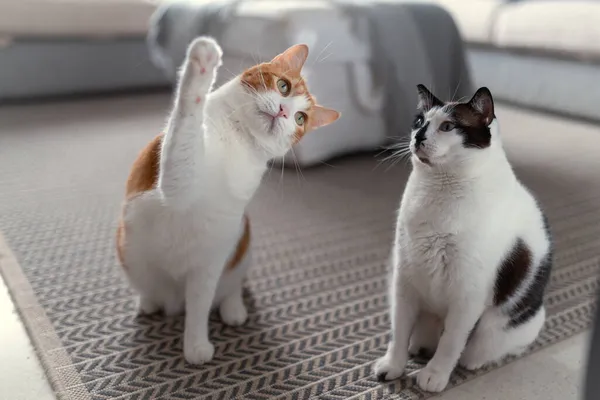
[120, 38, 320, 364]
[374, 90, 551, 392]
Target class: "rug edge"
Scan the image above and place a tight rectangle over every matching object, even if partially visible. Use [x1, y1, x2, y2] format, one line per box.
[0, 231, 91, 400]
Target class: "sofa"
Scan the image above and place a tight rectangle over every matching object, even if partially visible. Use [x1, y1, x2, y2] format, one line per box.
[3, 0, 599, 124]
[429, 0, 600, 121]
[0, 0, 169, 101]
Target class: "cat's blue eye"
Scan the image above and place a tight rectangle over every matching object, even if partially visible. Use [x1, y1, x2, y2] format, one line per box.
[413, 115, 424, 129]
[439, 121, 455, 132]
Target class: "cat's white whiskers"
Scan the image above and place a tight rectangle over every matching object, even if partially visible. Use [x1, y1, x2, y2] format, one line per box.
[312, 41, 333, 67]
[290, 147, 306, 184]
[450, 78, 462, 103]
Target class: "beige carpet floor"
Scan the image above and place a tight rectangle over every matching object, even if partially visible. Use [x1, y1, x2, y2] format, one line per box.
[0, 94, 598, 400]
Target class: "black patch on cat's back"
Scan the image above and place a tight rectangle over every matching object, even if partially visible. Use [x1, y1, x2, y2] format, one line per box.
[507, 215, 553, 328]
[494, 238, 532, 306]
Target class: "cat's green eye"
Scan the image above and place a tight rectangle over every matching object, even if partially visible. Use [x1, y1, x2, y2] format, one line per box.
[277, 79, 290, 96]
[295, 112, 306, 126]
[439, 121, 455, 132]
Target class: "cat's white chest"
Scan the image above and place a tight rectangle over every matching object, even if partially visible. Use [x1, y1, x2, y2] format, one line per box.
[399, 227, 461, 315]
[396, 175, 482, 315]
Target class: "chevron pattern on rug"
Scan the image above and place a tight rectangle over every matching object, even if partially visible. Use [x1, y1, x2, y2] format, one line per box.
[0, 95, 597, 400]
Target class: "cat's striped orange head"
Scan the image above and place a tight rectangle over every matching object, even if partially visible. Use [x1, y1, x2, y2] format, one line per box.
[239, 44, 340, 155]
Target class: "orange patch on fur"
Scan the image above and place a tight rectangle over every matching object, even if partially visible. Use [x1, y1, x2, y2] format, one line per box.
[226, 214, 251, 270]
[125, 134, 164, 200]
[116, 219, 126, 267]
[116, 134, 164, 269]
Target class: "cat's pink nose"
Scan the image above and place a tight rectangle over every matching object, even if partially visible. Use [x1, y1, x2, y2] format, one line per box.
[277, 104, 289, 119]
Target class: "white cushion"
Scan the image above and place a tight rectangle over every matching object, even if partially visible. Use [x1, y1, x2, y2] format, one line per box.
[426, 0, 507, 44]
[493, 1, 600, 57]
[0, 0, 159, 38]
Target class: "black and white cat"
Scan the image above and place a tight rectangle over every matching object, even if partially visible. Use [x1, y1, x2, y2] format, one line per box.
[374, 85, 553, 392]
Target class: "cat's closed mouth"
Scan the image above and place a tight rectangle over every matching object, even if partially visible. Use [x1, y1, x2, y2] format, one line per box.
[417, 156, 431, 165]
[414, 148, 431, 165]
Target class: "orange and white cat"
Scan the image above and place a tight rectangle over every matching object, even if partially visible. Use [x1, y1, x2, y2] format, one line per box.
[116, 37, 340, 364]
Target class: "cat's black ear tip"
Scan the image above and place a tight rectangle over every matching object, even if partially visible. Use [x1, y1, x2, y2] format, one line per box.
[476, 87, 493, 98]
[416, 84, 428, 92]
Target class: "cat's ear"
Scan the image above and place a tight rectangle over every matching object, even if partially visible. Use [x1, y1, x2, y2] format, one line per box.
[468, 87, 495, 126]
[310, 105, 340, 129]
[271, 44, 309, 73]
[416, 84, 444, 111]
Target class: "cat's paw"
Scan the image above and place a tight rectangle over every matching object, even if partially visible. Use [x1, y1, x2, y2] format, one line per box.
[186, 36, 222, 76]
[184, 338, 215, 365]
[137, 296, 160, 316]
[459, 359, 485, 371]
[220, 297, 248, 326]
[163, 300, 184, 317]
[374, 354, 406, 382]
[178, 37, 223, 111]
[416, 363, 451, 393]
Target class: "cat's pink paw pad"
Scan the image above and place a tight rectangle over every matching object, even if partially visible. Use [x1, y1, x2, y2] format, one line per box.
[187, 37, 222, 75]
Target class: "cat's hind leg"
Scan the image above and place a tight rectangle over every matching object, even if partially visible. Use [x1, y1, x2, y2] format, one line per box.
[217, 250, 251, 326]
[409, 312, 442, 360]
[459, 306, 545, 370]
[127, 259, 181, 317]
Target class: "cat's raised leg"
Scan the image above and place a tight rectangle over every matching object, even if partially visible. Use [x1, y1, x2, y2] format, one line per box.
[459, 306, 545, 370]
[374, 266, 419, 381]
[158, 37, 223, 201]
[409, 313, 442, 360]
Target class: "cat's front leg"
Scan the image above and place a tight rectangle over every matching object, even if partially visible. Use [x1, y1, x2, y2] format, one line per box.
[374, 267, 419, 381]
[417, 298, 485, 392]
[159, 37, 223, 201]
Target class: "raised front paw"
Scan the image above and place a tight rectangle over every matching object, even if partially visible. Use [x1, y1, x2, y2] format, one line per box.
[374, 354, 406, 382]
[178, 37, 223, 110]
[184, 36, 222, 87]
[417, 363, 451, 393]
[184, 337, 215, 365]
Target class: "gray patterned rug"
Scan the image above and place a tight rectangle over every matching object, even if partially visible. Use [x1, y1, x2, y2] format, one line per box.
[0, 94, 598, 400]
